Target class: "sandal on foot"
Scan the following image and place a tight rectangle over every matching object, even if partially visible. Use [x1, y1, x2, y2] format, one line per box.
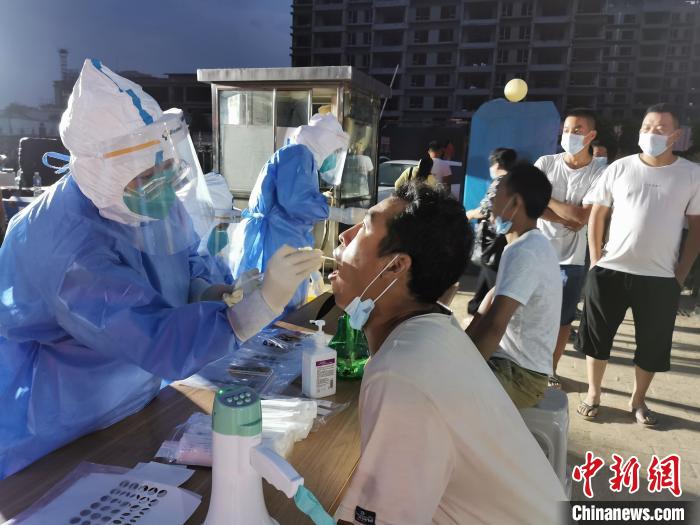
[548, 375, 562, 389]
[631, 406, 658, 426]
[577, 400, 599, 419]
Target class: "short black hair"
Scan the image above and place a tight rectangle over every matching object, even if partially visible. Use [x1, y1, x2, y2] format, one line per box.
[428, 140, 443, 152]
[565, 107, 597, 130]
[500, 163, 552, 219]
[489, 148, 517, 170]
[380, 184, 472, 304]
[645, 103, 680, 129]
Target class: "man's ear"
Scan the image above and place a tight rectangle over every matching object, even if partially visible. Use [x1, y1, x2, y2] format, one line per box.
[668, 128, 682, 148]
[385, 253, 412, 278]
[587, 129, 598, 144]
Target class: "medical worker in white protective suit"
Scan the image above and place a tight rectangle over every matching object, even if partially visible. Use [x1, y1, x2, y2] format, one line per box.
[0, 59, 322, 479]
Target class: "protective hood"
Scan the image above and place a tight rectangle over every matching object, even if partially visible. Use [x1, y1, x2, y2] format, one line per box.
[60, 59, 166, 225]
[291, 113, 349, 168]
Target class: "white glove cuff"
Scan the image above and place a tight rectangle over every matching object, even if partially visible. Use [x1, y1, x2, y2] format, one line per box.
[227, 288, 279, 342]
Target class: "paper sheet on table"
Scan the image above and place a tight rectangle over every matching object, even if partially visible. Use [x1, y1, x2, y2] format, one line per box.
[9, 473, 200, 525]
[127, 462, 194, 487]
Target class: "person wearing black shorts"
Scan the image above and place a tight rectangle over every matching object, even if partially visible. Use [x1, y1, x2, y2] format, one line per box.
[576, 104, 700, 426]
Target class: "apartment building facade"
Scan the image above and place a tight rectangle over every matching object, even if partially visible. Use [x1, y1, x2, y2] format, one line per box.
[292, 0, 700, 124]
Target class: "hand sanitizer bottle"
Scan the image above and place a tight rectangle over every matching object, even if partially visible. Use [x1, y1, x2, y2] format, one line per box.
[302, 320, 337, 398]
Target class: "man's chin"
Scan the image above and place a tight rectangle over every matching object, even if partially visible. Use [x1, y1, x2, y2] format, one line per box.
[331, 281, 349, 309]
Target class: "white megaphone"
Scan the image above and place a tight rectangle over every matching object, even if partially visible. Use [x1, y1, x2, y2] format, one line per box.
[203, 386, 304, 525]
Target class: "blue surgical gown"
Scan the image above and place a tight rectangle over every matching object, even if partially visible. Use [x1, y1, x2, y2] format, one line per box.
[0, 175, 238, 479]
[230, 143, 329, 311]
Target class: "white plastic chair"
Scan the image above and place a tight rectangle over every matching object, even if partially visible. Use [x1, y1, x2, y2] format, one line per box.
[519, 388, 571, 496]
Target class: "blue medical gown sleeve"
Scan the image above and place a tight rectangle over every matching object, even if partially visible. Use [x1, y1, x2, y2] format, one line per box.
[51, 248, 239, 381]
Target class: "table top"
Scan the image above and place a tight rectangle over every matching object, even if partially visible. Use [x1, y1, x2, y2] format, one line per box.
[0, 368, 361, 524]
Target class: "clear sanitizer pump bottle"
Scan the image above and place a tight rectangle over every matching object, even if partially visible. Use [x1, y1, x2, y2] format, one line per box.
[302, 320, 337, 398]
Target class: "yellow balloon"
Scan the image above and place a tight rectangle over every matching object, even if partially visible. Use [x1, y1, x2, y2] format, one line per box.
[504, 78, 528, 102]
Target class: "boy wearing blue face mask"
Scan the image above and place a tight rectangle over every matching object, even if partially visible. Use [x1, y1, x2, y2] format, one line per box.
[534, 108, 606, 388]
[576, 103, 700, 426]
[467, 164, 562, 409]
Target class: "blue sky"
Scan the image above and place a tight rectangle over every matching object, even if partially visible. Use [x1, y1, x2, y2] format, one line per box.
[0, 0, 292, 108]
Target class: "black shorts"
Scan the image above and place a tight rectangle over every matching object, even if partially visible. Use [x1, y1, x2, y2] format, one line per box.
[575, 267, 681, 373]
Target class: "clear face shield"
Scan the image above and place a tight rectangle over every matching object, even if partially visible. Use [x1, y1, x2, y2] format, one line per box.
[96, 110, 214, 255]
[318, 147, 348, 186]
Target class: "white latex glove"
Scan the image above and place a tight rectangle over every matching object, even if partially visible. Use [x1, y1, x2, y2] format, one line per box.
[328, 206, 366, 225]
[226, 246, 322, 342]
[261, 245, 324, 314]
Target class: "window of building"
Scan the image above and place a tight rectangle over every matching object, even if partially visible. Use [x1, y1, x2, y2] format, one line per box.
[412, 53, 427, 65]
[605, 30, 613, 40]
[363, 32, 372, 45]
[621, 30, 634, 40]
[614, 93, 626, 104]
[619, 47, 632, 56]
[360, 54, 370, 67]
[409, 96, 423, 108]
[364, 9, 373, 23]
[495, 73, 507, 86]
[437, 51, 453, 65]
[414, 30, 429, 43]
[499, 26, 512, 40]
[680, 61, 688, 72]
[519, 25, 531, 40]
[618, 62, 629, 72]
[347, 10, 358, 24]
[601, 63, 609, 72]
[347, 33, 357, 45]
[521, 2, 533, 16]
[416, 6, 430, 21]
[501, 2, 513, 17]
[434, 96, 449, 109]
[516, 48, 528, 63]
[615, 77, 627, 88]
[440, 5, 456, 20]
[411, 74, 426, 87]
[623, 14, 636, 24]
[436, 73, 451, 87]
[439, 28, 454, 42]
[497, 49, 509, 63]
[603, 47, 610, 57]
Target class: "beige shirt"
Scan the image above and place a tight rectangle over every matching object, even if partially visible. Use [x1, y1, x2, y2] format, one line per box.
[335, 314, 566, 525]
[394, 167, 439, 189]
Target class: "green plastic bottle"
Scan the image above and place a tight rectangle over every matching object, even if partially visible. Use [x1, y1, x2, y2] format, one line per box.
[329, 313, 370, 379]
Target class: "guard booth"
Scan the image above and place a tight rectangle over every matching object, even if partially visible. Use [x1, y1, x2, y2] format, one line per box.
[197, 67, 390, 214]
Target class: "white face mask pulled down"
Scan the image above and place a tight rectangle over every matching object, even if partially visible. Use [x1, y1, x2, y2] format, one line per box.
[343, 255, 399, 330]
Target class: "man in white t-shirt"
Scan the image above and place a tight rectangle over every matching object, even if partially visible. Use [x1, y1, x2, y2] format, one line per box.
[536, 108, 606, 387]
[577, 104, 700, 426]
[331, 183, 565, 525]
[467, 164, 562, 409]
